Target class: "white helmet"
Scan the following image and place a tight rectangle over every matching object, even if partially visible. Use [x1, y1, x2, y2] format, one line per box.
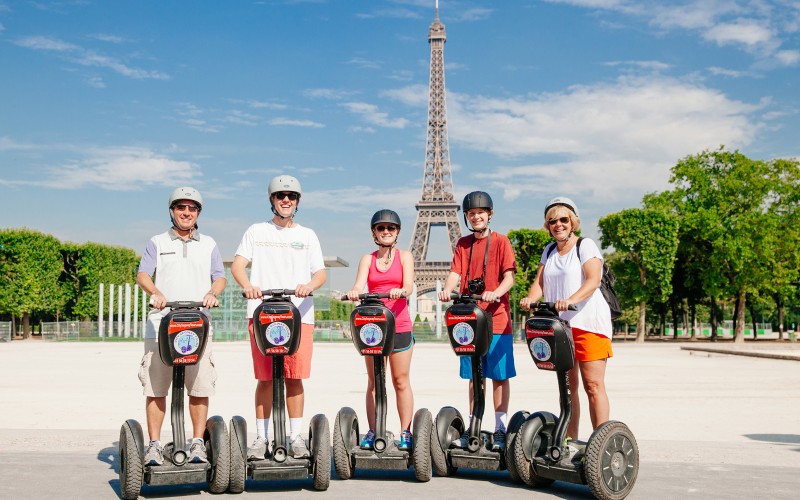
[544, 196, 579, 218]
[169, 187, 203, 210]
[268, 175, 302, 198]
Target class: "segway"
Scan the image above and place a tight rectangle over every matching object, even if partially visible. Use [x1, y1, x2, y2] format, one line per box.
[228, 289, 331, 492]
[118, 301, 230, 500]
[332, 292, 432, 482]
[510, 302, 639, 500]
[430, 292, 524, 478]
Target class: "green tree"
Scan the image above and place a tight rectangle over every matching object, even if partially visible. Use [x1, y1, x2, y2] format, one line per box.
[66, 242, 140, 320]
[660, 148, 792, 342]
[0, 228, 64, 338]
[598, 209, 679, 342]
[507, 228, 553, 322]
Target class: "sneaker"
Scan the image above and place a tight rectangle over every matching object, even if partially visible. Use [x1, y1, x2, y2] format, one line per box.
[188, 441, 208, 463]
[290, 435, 310, 459]
[247, 436, 268, 461]
[360, 429, 376, 450]
[491, 429, 506, 451]
[144, 441, 164, 466]
[450, 429, 470, 449]
[398, 430, 413, 450]
[565, 436, 580, 458]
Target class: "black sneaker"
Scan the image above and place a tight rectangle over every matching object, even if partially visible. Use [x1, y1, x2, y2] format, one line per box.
[491, 429, 506, 451]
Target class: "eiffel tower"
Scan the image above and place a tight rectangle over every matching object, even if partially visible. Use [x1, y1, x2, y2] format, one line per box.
[409, 2, 463, 295]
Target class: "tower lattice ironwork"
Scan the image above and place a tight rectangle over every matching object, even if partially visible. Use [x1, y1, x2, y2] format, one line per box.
[409, 4, 463, 295]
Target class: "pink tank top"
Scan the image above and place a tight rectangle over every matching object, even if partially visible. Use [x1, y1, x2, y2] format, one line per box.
[367, 251, 413, 333]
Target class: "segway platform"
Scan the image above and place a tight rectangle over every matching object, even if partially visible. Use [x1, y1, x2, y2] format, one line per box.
[118, 301, 230, 500]
[333, 293, 432, 482]
[228, 289, 331, 492]
[510, 302, 639, 500]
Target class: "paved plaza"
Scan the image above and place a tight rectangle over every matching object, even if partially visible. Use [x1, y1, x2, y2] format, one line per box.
[0, 339, 798, 499]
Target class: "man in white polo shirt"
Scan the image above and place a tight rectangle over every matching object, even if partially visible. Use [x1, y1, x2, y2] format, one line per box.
[136, 187, 226, 467]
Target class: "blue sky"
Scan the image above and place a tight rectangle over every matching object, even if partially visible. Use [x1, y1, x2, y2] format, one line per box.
[1, 0, 798, 292]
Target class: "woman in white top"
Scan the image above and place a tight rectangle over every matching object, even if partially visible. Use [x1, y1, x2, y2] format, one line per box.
[520, 197, 613, 441]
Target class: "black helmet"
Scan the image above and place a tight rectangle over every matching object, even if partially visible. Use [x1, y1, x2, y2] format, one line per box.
[370, 209, 401, 229]
[462, 191, 493, 212]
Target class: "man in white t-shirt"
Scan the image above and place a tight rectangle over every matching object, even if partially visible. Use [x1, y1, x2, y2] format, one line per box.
[231, 175, 326, 460]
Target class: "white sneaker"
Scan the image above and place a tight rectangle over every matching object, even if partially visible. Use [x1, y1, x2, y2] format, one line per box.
[143, 441, 164, 466]
[290, 435, 310, 458]
[247, 436, 268, 460]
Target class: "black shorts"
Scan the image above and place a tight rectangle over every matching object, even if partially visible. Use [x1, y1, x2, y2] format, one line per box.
[392, 331, 414, 353]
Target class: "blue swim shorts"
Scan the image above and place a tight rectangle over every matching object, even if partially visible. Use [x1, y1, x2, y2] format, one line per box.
[459, 333, 516, 380]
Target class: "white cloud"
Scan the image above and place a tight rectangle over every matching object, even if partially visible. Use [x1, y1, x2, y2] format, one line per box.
[381, 84, 428, 107]
[2, 147, 200, 191]
[346, 57, 382, 70]
[269, 117, 325, 128]
[436, 75, 762, 204]
[341, 102, 409, 128]
[225, 110, 259, 126]
[775, 49, 800, 66]
[704, 19, 775, 49]
[12, 35, 169, 81]
[303, 88, 358, 100]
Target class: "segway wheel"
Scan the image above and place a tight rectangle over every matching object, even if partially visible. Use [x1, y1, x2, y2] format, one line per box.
[431, 407, 461, 477]
[513, 412, 556, 488]
[505, 410, 529, 483]
[119, 421, 143, 500]
[584, 421, 639, 500]
[411, 409, 433, 482]
[333, 409, 357, 480]
[311, 415, 331, 491]
[228, 416, 247, 494]
[205, 416, 231, 494]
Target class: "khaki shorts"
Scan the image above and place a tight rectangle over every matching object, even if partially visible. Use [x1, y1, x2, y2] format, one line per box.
[139, 338, 217, 397]
[249, 319, 313, 381]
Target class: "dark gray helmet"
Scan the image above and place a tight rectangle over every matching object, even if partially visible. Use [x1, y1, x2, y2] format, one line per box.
[462, 191, 493, 212]
[370, 209, 401, 229]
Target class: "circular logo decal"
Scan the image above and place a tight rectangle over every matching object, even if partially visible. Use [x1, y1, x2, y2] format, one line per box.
[452, 322, 474, 346]
[174, 330, 200, 355]
[530, 338, 551, 361]
[266, 322, 291, 346]
[360, 323, 383, 347]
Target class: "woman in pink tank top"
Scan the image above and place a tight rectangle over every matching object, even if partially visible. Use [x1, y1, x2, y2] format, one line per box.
[346, 209, 416, 451]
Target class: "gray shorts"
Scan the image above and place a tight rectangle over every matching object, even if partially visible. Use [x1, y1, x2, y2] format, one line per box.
[139, 338, 217, 398]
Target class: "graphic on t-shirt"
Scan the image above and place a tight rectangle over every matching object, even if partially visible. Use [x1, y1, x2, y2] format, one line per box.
[174, 330, 200, 355]
[452, 322, 474, 346]
[360, 323, 383, 347]
[266, 322, 291, 346]
[530, 338, 551, 361]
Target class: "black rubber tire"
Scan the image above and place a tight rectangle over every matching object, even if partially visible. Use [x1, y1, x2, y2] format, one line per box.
[311, 417, 331, 491]
[119, 423, 143, 500]
[411, 409, 433, 482]
[333, 410, 357, 480]
[513, 412, 556, 488]
[206, 417, 231, 494]
[227, 419, 246, 494]
[505, 410, 529, 483]
[584, 421, 639, 500]
[430, 407, 461, 477]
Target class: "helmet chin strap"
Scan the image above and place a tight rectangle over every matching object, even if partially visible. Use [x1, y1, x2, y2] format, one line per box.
[271, 204, 297, 220]
[556, 230, 572, 243]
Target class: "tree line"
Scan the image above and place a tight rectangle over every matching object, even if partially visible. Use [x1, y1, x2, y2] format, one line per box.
[509, 147, 800, 343]
[0, 229, 140, 338]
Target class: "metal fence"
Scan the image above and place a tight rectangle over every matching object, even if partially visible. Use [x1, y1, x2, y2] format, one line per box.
[0, 322, 10, 342]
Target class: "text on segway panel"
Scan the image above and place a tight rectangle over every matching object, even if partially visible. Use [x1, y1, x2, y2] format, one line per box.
[353, 314, 387, 326]
[526, 326, 555, 338]
[446, 313, 477, 326]
[174, 354, 199, 364]
[259, 312, 294, 324]
[168, 320, 204, 334]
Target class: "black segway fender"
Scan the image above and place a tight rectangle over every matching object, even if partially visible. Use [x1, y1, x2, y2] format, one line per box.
[205, 415, 227, 464]
[124, 419, 146, 461]
[336, 407, 358, 449]
[309, 413, 330, 457]
[434, 406, 464, 453]
[519, 411, 557, 463]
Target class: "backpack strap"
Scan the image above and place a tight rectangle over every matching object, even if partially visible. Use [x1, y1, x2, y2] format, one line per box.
[545, 242, 557, 259]
[576, 237, 583, 262]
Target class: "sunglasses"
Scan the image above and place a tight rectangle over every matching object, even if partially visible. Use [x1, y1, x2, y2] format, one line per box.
[548, 216, 570, 226]
[375, 225, 398, 232]
[273, 191, 299, 201]
[173, 203, 199, 212]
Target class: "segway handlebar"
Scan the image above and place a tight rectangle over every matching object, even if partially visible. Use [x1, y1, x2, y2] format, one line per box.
[340, 291, 407, 301]
[152, 301, 217, 310]
[531, 301, 578, 312]
[448, 291, 501, 303]
[241, 289, 312, 298]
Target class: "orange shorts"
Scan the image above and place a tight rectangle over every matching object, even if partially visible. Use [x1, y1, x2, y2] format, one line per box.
[572, 327, 613, 362]
[249, 319, 313, 381]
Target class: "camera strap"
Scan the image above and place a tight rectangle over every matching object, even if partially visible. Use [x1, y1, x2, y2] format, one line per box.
[465, 230, 491, 283]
